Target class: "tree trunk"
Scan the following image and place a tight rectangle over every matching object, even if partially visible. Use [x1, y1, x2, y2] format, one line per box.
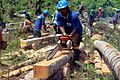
[94, 40, 120, 80]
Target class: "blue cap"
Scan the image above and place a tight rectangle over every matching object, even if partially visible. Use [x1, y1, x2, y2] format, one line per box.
[57, 0, 68, 9]
[22, 10, 26, 13]
[43, 10, 49, 15]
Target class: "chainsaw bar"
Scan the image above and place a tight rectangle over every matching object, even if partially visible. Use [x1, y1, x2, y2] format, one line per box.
[47, 44, 62, 60]
[47, 35, 74, 61]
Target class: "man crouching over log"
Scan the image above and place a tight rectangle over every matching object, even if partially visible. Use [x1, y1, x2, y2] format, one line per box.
[31, 10, 49, 50]
[56, 0, 83, 59]
[33, 10, 49, 38]
[20, 10, 33, 33]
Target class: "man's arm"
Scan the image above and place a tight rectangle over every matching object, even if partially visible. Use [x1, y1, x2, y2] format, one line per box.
[69, 29, 76, 37]
[71, 15, 83, 36]
[41, 17, 48, 32]
[59, 26, 66, 35]
[56, 14, 66, 35]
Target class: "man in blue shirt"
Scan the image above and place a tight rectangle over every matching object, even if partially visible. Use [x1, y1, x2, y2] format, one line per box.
[113, 10, 120, 31]
[52, 10, 61, 34]
[56, 0, 83, 46]
[22, 10, 32, 22]
[88, 9, 95, 36]
[33, 10, 49, 38]
[21, 10, 33, 33]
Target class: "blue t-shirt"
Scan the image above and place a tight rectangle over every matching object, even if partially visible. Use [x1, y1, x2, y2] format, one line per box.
[34, 14, 45, 31]
[56, 11, 83, 35]
[113, 13, 119, 21]
[25, 13, 31, 22]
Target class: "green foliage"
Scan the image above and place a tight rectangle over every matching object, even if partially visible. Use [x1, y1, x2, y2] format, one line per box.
[2, 32, 20, 54]
[104, 28, 120, 51]
[11, 53, 28, 65]
[72, 61, 115, 80]
[1, 0, 120, 22]
[94, 20, 120, 51]
[0, 0, 120, 79]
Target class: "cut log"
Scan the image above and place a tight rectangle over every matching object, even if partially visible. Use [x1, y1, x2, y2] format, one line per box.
[10, 59, 33, 70]
[96, 70, 102, 74]
[79, 42, 85, 52]
[93, 49, 111, 75]
[27, 33, 49, 39]
[8, 45, 56, 70]
[20, 34, 62, 48]
[33, 50, 74, 79]
[8, 22, 23, 26]
[95, 63, 102, 69]
[93, 58, 102, 64]
[93, 50, 102, 64]
[91, 34, 103, 40]
[94, 40, 120, 79]
[118, 25, 120, 31]
[63, 63, 70, 80]
[2, 65, 33, 78]
[23, 70, 34, 80]
[84, 60, 93, 64]
[101, 64, 111, 75]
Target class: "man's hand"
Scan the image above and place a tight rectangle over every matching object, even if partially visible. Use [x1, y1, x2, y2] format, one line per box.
[63, 32, 67, 35]
[69, 34, 72, 38]
[62, 33, 72, 39]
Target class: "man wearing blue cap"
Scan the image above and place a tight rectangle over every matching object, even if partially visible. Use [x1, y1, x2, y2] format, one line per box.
[56, 0, 83, 47]
[22, 10, 32, 22]
[33, 10, 49, 38]
[21, 10, 33, 33]
[88, 9, 95, 36]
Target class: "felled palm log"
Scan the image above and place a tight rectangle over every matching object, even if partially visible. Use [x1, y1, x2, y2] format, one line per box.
[26, 33, 49, 39]
[91, 34, 103, 40]
[33, 50, 74, 79]
[94, 40, 120, 79]
[20, 34, 62, 48]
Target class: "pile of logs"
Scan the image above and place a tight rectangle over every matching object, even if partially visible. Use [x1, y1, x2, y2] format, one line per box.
[20, 34, 61, 48]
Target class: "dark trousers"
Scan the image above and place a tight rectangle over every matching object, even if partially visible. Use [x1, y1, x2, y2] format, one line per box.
[72, 34, 82, 46]
[53, 23, 61, 34]
[113, 20, 117, 30]
[77, 34, 82, 45]
[0, 41, 7, 50]
[33, 30, 41, 38]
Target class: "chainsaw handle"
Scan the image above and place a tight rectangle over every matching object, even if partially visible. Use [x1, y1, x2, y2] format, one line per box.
[59, 35, 74, 50]
[59, 35, 72, 41]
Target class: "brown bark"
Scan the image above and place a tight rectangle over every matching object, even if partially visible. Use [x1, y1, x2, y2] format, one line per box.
[94, 40, 120, 79]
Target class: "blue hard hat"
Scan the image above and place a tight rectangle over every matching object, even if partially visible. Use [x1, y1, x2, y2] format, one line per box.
[43, 10, 49, 15]
[116, 9, 120, 13]
[57, 0, 68, 9]
[22, 10, 26, 13]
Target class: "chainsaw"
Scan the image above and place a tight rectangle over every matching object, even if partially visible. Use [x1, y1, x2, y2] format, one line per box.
[47, 35, 74, 61]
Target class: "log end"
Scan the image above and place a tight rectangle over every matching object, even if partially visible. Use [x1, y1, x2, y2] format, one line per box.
[33, 65, 49, 79]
